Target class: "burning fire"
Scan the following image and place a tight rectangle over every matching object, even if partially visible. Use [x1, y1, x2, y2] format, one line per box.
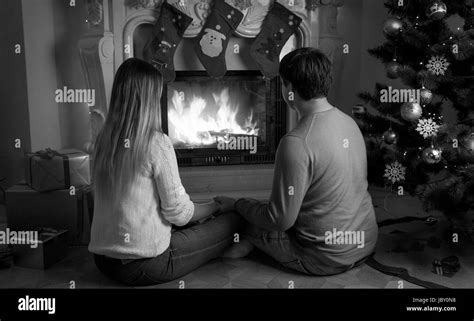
[168, 88, 259, 146]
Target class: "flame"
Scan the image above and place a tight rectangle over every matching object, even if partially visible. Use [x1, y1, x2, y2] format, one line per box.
[168, 88, 259, 146]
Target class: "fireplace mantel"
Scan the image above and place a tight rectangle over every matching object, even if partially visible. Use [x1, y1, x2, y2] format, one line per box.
[79, 0, 344, 200]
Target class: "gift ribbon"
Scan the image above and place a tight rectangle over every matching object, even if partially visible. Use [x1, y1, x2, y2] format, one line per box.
[14, 182, 90, 245]
[28, 148, 84, 190]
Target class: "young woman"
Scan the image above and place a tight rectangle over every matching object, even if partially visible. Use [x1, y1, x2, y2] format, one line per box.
[88, 58, 243, 286]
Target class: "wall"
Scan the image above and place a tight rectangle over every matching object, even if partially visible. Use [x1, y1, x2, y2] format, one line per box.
[359, 0, 391, 95]
[0, 0, 32, 187]
[21, 0, 90, 152]
[331, 0, 389, 115]
[52, 0, 91, 150]
[22, 0, 61, 151]
[330, 0, 363, 114]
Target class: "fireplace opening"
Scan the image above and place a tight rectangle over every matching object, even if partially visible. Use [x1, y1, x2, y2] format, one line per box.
[161, 71, 286, 166]
[167, 75, 266, 149]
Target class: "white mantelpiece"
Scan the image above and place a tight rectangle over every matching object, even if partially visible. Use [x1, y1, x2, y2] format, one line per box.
[79, 0, 344, 200]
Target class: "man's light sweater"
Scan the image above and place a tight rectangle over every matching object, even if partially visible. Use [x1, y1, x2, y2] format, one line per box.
[235, 108, 378, 268]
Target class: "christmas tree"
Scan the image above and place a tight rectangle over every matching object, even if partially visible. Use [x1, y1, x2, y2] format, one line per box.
[357, 0, 474, 220]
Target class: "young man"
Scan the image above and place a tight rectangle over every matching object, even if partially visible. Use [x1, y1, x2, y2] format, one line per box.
[216, 47, 378, 275]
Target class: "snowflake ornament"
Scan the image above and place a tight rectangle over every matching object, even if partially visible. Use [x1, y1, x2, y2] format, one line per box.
[384, 161, 406, 184]
[426, 55, 450, 75]
[416, 118, 440, 138]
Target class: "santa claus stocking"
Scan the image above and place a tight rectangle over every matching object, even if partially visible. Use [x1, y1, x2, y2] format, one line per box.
[194, 1, 244, 77]
[143, 2, 193, 83]
[250, 2, 302, 79]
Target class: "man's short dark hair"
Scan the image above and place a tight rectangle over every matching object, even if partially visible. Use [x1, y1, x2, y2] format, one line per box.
[279, 47, 333, 101]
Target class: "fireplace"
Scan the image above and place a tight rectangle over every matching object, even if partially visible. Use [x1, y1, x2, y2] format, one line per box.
[161, 71, 286, 166]
[78, 0, 344, 199]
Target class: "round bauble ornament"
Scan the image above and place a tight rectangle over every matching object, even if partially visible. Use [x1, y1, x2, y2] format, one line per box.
[400, 101, 423, 121]
[419, 87, 433, 105]
[426, 1, 447, 20]
[383, 128, 398, 144]
[462, 132, 474, 151]
[352, 104, 367, 119]
[383, 18, 403, 37]
[459, 132, 474, 162]
[422, 146, 442, 164]
[386, 61, 402, 79]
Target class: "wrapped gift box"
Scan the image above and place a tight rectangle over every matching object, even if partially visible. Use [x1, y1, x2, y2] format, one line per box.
[5, 183, 92, 245]
[432, 256, 461, 277]
[12, 228, 68, 269]
[25, 148, 90, 192]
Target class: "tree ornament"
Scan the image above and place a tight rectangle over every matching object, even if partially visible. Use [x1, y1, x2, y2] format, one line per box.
[420, 87, 433, 105]
[426, 55, 450, 75]
[400, 101, 423, 121]
[352, 104, 367, 119]
[462, 132, 474, 151]
[426, 1, 447, 20]
[383, 128, 398, 144]
[416, 118, 440, 138]
[386, 60, 402, 79]
[382, 17, 403, 37]
[422, 146, 442, 164]
[459, 132, 474, 162]
[384, 160, 406, 183]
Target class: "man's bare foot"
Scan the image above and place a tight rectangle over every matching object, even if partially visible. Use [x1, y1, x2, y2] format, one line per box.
[221, 239, 255, 259]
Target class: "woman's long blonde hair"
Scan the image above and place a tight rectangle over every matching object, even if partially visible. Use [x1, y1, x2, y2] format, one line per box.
[92, 58, 163, 201]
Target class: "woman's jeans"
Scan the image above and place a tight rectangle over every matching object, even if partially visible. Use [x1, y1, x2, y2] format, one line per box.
[93, 212, 244, 286]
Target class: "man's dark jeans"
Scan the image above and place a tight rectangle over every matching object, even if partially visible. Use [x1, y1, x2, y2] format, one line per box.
[93, 212, 244, 286]
[242, 224, 368, 276]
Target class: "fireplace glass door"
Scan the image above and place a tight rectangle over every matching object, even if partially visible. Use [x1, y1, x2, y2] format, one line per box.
[167, 76, 266, 149]
[161, 71, 286, 166]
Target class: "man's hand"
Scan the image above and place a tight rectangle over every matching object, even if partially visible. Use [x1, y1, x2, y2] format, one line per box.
[214, 196, 236, 214]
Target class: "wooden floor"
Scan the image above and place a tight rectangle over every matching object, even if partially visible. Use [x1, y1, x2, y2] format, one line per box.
[0, 186, 428, 289]
[0, 245, 421, 289]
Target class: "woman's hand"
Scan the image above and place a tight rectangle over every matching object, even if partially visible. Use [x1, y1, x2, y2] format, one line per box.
[213, 196, 236, 214]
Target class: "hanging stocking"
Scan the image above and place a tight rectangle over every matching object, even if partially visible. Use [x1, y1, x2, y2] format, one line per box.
[143, 2, 193, 83]
[194, 1, 244, 77]
[250, 2, 302, 79]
